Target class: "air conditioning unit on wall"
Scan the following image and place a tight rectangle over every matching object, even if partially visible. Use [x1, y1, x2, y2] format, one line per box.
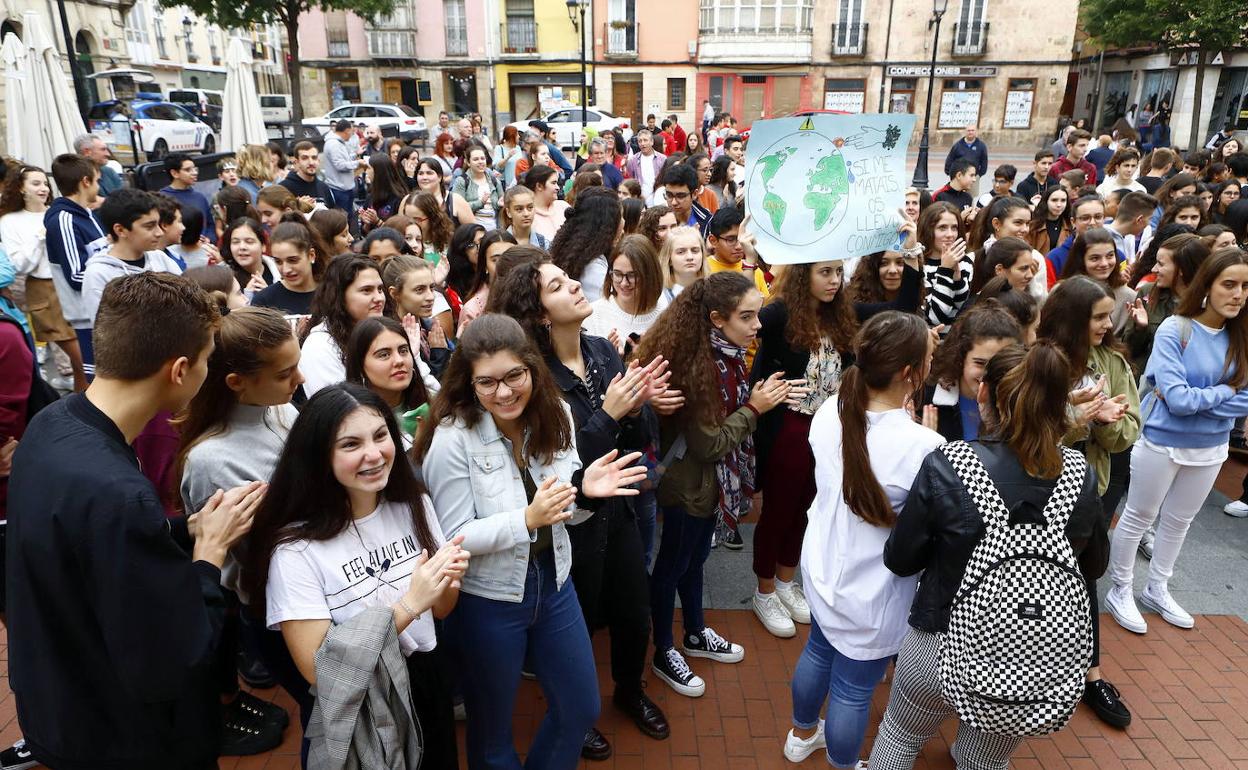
[687, 41, 696, 57]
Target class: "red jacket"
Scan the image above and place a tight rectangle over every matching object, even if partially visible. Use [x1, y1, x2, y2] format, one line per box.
[1050, 155, 1097, 186]
[672, 124, 688, 154]
[0, 317, 32, 521]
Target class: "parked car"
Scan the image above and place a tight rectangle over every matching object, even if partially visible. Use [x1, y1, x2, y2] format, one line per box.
[260, 94, 293, 125]
[301, 103, 428, 141]
[508, 107, 632, 150]
[168, 88, 224, 130]
[87, 98, 217, 163]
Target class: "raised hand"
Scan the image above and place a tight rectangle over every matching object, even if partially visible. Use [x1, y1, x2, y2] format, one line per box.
[650, 387, 685, 416]
[193, 481, 268, 566]
[581, 450, 648, 498]
[427, 318, 448, 349]
[1126, 298, 1148, 329]
[921, 404, 940, 431]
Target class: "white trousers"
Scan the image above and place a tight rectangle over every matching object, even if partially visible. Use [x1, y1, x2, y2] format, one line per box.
[1108, 441, 1221, 588]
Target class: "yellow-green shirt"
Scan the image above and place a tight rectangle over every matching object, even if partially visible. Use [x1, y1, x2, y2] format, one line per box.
[707, 255, 770, 298]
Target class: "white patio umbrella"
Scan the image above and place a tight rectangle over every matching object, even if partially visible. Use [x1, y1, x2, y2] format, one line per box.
[20, 10, 87, 170]
[220, 36, 268, 151]
[1, 32, 31, 162]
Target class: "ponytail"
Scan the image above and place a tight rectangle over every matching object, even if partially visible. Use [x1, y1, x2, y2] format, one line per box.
[981, 340, 1071, 478]
[839, 311, 930, 527]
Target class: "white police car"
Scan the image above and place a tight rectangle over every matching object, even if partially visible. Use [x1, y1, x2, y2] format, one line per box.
[87, 97, 217, 163]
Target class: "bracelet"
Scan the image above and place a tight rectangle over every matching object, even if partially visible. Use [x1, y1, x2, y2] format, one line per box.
[901, 244, 924, 259]
[398, 597, 422, 622]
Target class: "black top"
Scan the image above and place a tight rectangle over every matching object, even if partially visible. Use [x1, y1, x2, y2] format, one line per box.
[934, 186, 973, 211]
[749, 264, 923, 473]
[919, 383, 964, 444]
[1138, 175, 1165, 195]
[1015, 172, 1058, 202]
[252, 281, 315, 316]
[546, 333, 657, 518]
[279, 173, 336, 207]
[883, 440, 1108, 634]
[5, 394, 226, 769]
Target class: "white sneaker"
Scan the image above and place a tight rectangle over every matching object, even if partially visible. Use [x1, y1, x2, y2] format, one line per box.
[1224, 500, 1248, 518]
[753, 591, 796, 638]
[1138, 526, 1156, 559]
[783, 720, 825, 763]
[775, 580, 811, 624]
[652, 647, 707, 698]
[1140, 583, 1195, 629]
[1106, 584, 1148, 634]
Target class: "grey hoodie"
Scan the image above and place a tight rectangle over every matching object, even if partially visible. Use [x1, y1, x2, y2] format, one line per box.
[82, 247, 184, 325]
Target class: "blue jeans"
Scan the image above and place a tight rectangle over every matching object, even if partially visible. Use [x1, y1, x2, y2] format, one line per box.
[444, 552, 600, 770]
[636, 490, 657, 570]
[650, 505, 715, 651]
[792, 623, 891, 769]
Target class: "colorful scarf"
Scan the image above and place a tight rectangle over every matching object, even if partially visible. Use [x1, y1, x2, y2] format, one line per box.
[709, 329, 756, 534]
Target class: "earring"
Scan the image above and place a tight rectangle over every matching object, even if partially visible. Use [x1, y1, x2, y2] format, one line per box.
[1202, 295, 1208, 309]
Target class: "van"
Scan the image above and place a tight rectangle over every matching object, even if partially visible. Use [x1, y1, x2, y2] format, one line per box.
[169, 88, 223, 130]
[261, 94, 293, 125]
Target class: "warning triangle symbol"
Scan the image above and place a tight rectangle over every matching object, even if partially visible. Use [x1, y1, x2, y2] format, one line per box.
[799, 116, 815, 131]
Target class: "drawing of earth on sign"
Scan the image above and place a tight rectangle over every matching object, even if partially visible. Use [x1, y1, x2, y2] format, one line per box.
[748, 129, 854, 247]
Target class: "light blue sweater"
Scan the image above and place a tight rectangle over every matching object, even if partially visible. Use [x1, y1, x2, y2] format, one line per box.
[1140, 315, 1248, 448]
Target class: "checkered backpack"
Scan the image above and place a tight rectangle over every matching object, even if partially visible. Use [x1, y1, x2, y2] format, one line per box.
[938, 441, 1093, 737]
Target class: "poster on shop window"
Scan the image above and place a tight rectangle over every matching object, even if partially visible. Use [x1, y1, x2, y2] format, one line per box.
[743, 112, 916, 265]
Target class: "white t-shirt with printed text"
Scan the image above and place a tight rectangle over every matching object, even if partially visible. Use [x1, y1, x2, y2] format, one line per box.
[266, 497, 445, 655]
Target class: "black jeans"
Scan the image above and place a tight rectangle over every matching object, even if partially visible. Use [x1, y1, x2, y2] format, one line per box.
[567, 503, 652, 698]
[406, 646, 459, 770]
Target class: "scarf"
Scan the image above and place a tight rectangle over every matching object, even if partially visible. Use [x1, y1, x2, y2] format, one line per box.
[709, 329, 755, 534]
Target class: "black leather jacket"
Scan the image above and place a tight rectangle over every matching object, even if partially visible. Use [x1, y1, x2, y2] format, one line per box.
[884, 440, 1109, 635]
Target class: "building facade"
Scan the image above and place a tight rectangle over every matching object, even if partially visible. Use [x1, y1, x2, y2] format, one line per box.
[695, 0, 818, 128]
[810, 0, 1079, 149]
[1066, 39, 1248, 148]
[589, 0, 699, 132]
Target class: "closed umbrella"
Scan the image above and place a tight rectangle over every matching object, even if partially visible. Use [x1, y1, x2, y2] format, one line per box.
[1, 32, 31, 162]
[221, 36, 268, 151]
[21, 10, 87, 170]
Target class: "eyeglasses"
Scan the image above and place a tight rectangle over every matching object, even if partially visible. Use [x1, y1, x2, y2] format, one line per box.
[714, 234, 740, 245]
[610, 270, 638, 286]
[466, 242, 480, 251]
[665, 190, 691, 201]
[472, 366, 530, 396]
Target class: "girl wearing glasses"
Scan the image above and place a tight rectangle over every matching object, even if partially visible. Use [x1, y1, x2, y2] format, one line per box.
[583, 234, 670, 344]
[416, 314, 648, 770]
[490, 254, 676, 757]
[247, 383, 469, 769]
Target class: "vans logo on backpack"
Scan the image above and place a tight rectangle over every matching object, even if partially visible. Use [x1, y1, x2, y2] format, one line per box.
[938, 441, 1093, 738]
[1017, 602, 1044, 620]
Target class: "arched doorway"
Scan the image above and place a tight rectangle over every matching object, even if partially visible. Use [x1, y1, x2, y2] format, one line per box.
[75, 30, 99, 104]
[0, 18, 21, 40]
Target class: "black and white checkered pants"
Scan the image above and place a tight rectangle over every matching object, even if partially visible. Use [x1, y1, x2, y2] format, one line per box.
[867, 627, 1022, 770]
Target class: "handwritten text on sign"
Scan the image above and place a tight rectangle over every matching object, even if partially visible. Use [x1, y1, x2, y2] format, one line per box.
[743, 113, 917, 265]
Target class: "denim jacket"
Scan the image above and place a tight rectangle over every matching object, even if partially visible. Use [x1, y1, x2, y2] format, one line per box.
[423, 402, 583, 602]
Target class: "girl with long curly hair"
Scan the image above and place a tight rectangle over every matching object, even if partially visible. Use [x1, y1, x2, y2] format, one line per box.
[632, 272, 794, 697]
[413, 314, 647, 769]
[550, 186, 623, 304]
[300, 255, 387, 396]
[413, 157, 474, 226]
[749, 253, 924, 638]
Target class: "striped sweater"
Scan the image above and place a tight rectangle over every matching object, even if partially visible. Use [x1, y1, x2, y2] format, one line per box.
[922, 251, 975, 328]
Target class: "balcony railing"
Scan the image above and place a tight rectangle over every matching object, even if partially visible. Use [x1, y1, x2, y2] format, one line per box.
[952, 21, 988, 55]
[501, 17, 538, 54]
[368, 29, 416, 57]
[446, 27, 468, 55]
[830, 22, 867, 56]
[604, 20, 638, 57]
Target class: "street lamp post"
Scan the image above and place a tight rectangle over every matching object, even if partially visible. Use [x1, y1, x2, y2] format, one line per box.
[566, 0, 588, 138]
[911, 0, 950, 191]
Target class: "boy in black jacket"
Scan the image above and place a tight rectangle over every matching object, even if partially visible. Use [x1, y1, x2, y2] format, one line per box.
[5, 272, 266, 770]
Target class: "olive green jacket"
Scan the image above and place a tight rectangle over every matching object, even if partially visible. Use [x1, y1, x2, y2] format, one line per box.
[656, 406, 759, 518]
[1066, 344, 1141, 496]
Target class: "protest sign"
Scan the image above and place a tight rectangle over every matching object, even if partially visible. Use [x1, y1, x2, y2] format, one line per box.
[743, 113, 916, 265]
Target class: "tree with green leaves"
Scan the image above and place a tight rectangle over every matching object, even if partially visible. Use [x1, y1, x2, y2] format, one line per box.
[1081, 0, 1248, 150]
[160, 0, 401, 126]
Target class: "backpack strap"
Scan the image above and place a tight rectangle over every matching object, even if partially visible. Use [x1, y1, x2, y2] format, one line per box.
[939, 441, 1011, 531]
[1039, 447, 1088, 532]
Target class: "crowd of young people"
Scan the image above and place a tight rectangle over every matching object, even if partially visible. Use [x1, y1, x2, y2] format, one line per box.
[0, 117, 1246, 770]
